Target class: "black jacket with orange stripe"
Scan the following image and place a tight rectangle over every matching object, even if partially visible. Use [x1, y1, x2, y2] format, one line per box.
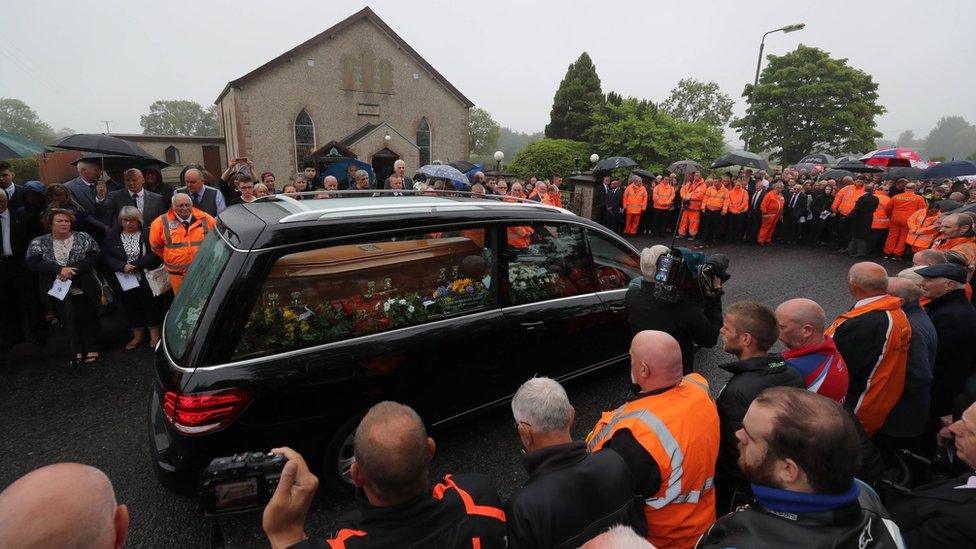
[288, 473, 507, 549]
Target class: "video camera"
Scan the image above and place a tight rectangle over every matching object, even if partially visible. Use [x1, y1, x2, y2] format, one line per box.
[199, 451, 286, 516]
[652, 247, 730, 303]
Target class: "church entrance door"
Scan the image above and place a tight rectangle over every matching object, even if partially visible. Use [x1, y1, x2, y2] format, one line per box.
[371, 148, 399, 188]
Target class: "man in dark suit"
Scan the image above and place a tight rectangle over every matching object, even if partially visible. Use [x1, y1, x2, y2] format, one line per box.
[605, 178, 624, 234]
[782, 183, 810, 243]
[0, 190, 43, 353]
[102, 169, 166, 229]
[0, 161, 24, 210]
[594, 175, 610, 226]
[746, 182, 768, 243]
[847, 184, 879, 257]
[64, 160, 111, 239]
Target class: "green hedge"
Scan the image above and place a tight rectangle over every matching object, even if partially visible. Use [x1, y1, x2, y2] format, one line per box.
[3, 156, 39, 182]
[509, 139, 589, 179]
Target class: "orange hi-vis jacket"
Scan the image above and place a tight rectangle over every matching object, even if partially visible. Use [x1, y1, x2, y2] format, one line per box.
[507, 225, 534, 248]
[825, 295, 911, 435]
[832, 184, 865, 216]
[703, 186, 728, 212]
[681, 180, 707, 211]
[760, 191, 784, 219]
[587, 374, 719, 549]
[933, 235, 976, 269]
[885, 190, 928, 224]
[723, 187, 749, 215]
[623, 183, 649, 213]
[872, 192, 891, 230]
[652, 182, 675, 210]
[906, 210, 941, 250]
[149, 207, 215, 293]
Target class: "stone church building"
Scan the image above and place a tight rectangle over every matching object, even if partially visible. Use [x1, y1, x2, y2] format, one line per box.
[215, 6, 473, 183]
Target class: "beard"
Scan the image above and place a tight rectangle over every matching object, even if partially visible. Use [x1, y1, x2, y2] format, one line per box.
[737, 448, 782, 488]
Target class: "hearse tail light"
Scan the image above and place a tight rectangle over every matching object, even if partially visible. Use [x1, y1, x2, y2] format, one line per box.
[162, 388, 252, 435]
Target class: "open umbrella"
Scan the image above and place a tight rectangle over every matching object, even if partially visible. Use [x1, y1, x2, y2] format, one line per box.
[798, 153, 836, 165]
[52, 133, 165, 163]
[449, 160, 480, 174]
[920, 160, 976, 181]
[885, 166, 925, 180]
[835, 161, 884, 174]
[419, 164, 470, 188]
[0, 130, 46, 159]
[322, 159, 376, 187]
[834, 155, 861, 165]
[632, 169, 656, 181]
[70, 152, 170, 169]
[860, 148, 927, 168]
[667, 160, 703, 174]
[818, 169, 854, 180]
[710, 150, 769, 171]
[594, 156, 639, 172]
[792, 163, 824, 175]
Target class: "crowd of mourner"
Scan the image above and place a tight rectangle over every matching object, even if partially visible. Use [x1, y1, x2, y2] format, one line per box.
[2, 154, 976, 548]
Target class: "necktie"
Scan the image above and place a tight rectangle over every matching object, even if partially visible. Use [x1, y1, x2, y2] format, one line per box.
[88, 184, 96, 199]
[753, 192, 761, 209]
[133, 193, 142, 211]
[192, 192, 201, 206]
[791, 194, 798, 208]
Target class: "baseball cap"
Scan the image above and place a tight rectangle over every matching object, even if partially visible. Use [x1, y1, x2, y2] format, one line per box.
[916, 263, 968, 284]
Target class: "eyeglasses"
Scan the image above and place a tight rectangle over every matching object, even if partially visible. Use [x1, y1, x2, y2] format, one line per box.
[514, 420, 532, 429]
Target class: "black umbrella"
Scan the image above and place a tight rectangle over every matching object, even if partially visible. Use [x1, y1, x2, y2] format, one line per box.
[835, 161, 884, 173]
[70, 152, 170, 169]
[921, 160, 976, 180]
[594, 156, 639, 172]
[834, 155, 861, 165]
[52, 133, 165, 163]
[632, 169, 656, 181]
[798, 153, 836, 165]
[792, 163, 821, 174]
[885, 166, 925, 180]
[710, 150, 770, 171]
[667, 160, 703, 174]
[449, 160, 479, 173]
[818, 169, 854, 180]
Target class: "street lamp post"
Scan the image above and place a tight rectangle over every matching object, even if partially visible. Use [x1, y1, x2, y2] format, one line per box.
[749, 23, 805, 147]
[494, 150, 504, 173]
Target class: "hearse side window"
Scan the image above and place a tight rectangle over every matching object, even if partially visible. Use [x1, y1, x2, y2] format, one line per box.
[503, 223, 596, 306]
[233, 228, 493, 358]
[164, 233, 232, 360]
[584, 229, 642, 290]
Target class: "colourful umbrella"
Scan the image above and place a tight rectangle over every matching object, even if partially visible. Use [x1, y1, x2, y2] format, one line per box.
[859, 148, 928, 168]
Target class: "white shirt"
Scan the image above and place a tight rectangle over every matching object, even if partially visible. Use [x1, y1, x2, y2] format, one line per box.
[2, 182, 14, 200]
[0, 210, 12, 256]
[130, 190, 144, 211]
[853, 295, 885, 309]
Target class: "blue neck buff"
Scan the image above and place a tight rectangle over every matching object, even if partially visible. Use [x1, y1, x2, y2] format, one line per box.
[752, 482, 860, 514]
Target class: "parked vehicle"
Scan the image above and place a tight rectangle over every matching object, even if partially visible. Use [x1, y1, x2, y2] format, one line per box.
[149, 192, 641, 492]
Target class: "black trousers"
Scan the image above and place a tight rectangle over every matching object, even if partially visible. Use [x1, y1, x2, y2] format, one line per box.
[726, 213, 747, 243]
[700, 210, 723, 243]
[55, 293, 100, 359]
[638, 208, 654, 234]
[652, 208, 673, 236]
[606, 210, 623, 234]
[119, 283, 164, 329]
[746, 212, 763, 242]
[809, 215, 828, 244]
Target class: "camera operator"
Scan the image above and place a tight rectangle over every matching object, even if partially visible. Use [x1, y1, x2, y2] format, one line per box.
[625, 245, 727, 375]
[886, 401, 976, 547]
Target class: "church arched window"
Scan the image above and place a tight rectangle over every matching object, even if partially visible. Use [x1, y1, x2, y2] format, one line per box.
[294, 109, 315, 169]
[416, 118, 431, 166]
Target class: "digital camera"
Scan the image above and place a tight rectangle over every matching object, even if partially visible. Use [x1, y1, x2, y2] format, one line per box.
[199, 452, 286, 516]
[652, 247, 730, 303]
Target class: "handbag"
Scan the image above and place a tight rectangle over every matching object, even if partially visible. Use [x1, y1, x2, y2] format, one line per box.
[93, 272, 115, 307]
[145, 264, 172, 297]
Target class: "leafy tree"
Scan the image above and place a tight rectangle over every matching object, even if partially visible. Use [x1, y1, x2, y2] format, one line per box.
[731, 45, 885, 164]
[896, 130, 922, 149]
[586, 98, 724, 174]
[923, 116, 976, 161]
[468, 107, 500, 158]
[968, 151, 976, 161]
[545, 52, 603, 140]
[140, 100, 219, 136]
[0, 98, 55, 144]
[661, 78, 734, 128]
[509, 139, 589, 179]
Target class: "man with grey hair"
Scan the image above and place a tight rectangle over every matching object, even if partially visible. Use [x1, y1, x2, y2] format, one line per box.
[582, 525, 655, 548]
[353, 169, 371, 191]
[174, 167, 225, 216]
[386, 159, 413, 189]
[507, 377, 646, 549]
[65, 159, 111, 238]
[0, 463, 129, 548]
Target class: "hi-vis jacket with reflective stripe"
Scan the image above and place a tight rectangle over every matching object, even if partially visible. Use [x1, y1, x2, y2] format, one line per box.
[587, 373, 719, 549]
[148, 207, 215, 275]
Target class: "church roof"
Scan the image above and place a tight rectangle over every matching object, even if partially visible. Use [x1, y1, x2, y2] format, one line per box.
[214, 6, 473, 108]
[339, 123, 379, 147]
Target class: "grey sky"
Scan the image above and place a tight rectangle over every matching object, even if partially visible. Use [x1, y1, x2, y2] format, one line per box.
[2, 0, 973, 144]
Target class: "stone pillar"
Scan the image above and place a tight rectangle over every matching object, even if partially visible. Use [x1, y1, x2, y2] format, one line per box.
[568, 174, 597, 220]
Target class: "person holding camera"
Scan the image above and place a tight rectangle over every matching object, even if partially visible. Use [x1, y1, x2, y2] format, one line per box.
[625, 245, 725, 375]
[263, 402, 507, 548]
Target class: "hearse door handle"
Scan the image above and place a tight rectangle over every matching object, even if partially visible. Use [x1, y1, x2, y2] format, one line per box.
[521, 321, 544, 330]
[608, 304, 626, 313]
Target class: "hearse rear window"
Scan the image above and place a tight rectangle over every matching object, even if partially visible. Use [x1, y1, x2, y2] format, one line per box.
[234, 228, 493, 358]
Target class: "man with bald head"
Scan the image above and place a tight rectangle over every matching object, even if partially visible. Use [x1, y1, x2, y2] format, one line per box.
[0, 463, 128, 548]
[271, 401, 507, 548]
[174, 167, 225, 217]
[934, 213, 976, 271]
[825, 262, 912, 435]
[776, 298, 849, 403]
[102, 168, 166, 229]
[588, 330, 719, 548]
[875, 276, 937, 449]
